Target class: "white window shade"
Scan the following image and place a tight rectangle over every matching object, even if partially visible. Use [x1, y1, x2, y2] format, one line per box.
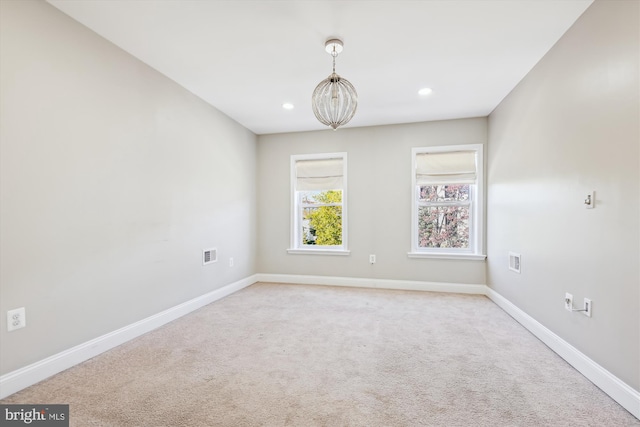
[295, 158, 343, 191]
[416, 151, 477, 185]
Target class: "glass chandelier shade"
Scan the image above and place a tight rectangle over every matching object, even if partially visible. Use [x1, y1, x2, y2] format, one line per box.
[312, 39, 358, 130]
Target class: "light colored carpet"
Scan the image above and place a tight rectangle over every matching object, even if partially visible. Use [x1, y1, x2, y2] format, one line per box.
[2, 283, 638, 426]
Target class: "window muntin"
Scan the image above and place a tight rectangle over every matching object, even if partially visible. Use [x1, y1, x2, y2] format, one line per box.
[290, 153, 347, 253]
[411, 145, 484, 258]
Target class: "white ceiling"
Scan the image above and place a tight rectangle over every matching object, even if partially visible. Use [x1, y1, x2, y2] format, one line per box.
[47, 0, 593, 135]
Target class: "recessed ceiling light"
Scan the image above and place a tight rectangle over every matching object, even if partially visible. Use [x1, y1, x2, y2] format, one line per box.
[418, 88, 433, 96]
[282, 103, 295, 110]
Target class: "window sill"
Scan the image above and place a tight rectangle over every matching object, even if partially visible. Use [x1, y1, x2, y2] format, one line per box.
[287, 249, 351, 256]
[407, 252, 486, 261]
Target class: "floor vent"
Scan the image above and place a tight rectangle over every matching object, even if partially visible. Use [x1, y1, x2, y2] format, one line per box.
[509, 252, 521, 273]
[203, 248, 217, 265]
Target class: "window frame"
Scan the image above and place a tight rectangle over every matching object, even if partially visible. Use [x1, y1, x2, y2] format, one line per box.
[288, 152, 349, 256]
[409, 144, 486, 260]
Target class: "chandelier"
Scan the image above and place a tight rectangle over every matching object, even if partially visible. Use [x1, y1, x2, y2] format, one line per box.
[312, 39, 358, 130]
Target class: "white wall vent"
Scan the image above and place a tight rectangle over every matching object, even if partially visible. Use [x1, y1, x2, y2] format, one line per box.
[509, 252, 521, 274]
[203, 248, 217, 265]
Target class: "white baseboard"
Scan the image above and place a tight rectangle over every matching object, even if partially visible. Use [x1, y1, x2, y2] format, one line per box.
[2, 273, 638, 420]
[485, 287, 640, 420]
[0, 275, 258, 399]
[256, 273, 487, 294]
[1, 273, 479, 400]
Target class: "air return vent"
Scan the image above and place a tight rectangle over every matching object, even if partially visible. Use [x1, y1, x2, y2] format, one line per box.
[509, 252, 521, 274]
[203, 248, 217, 265]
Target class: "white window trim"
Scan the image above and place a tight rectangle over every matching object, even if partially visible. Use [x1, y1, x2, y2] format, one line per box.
[407, 252, 486, 261]
[288, 152, 348, 255]
[409, 144, 486, 260]
[287, 249, 351, 256]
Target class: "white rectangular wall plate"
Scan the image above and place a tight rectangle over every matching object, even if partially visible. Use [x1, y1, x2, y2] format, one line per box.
[585, 191, 595, 209]
[565, 293, 573, 311]
[509, 252, 521, 273]
[7, 307, 26, 332]
[583, 298, 592, 317]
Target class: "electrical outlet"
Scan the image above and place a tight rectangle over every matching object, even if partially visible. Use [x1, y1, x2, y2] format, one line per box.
[564, 293, 573, 311]
[583, 298, 592, 317]
[369, 254, 376, 264]
[7, 307, 26, 332]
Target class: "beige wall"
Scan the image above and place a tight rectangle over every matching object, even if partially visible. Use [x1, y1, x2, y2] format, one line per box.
[0, 0, 257, 374]
[257, 118, 487, 284]
[487, 0, 639, 390]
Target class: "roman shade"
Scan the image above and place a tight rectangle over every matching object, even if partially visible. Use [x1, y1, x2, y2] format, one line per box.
[295, 158, 344, 191]
[416, 151, 477, 185]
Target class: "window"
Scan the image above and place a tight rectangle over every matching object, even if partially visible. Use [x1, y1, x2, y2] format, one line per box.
[288, 153, 349, 255]
[409, 144, 485, 260]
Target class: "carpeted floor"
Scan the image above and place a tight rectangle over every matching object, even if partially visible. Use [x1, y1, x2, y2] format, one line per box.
[2, 283, 638, 426]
